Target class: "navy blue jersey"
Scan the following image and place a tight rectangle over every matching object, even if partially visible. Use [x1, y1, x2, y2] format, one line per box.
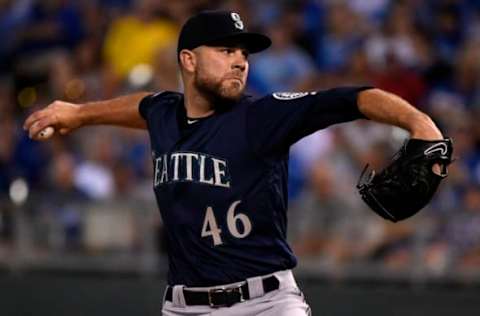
[139, 88, 370, 286]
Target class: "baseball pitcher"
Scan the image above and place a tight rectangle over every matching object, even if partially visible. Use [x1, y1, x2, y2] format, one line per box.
[24, 10, 452, 316]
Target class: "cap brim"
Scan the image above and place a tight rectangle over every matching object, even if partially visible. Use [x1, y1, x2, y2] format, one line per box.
[205, 32, 271, 54]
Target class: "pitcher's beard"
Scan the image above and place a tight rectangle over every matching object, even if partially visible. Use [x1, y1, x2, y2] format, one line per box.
[194, 74, 244, 106]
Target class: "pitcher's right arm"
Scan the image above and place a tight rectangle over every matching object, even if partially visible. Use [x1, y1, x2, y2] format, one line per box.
[24, 92, 151, 140]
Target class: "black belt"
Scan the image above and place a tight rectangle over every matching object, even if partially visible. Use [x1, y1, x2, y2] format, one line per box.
[165, 275, 280, 308]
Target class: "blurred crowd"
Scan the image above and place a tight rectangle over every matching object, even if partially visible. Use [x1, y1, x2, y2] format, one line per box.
[1, 0, 480, 278]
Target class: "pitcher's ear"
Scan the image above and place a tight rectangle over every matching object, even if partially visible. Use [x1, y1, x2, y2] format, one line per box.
[179, 49, 196, 73]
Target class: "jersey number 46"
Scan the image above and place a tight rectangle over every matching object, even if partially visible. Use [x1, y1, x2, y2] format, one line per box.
[201, 200, 252, 246]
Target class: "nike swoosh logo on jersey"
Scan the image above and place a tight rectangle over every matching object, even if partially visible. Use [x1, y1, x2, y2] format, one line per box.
[424, 143, 448, 156]
[187, 119, 199, 124]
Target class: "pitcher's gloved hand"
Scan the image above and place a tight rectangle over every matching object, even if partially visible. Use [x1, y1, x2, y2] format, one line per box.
[357, 138, 454, 222]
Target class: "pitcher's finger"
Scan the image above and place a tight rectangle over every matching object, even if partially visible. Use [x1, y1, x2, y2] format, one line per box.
[24, 110, 48, 131]
[59, 128, 70, 135]
[29, 118, 54, 139]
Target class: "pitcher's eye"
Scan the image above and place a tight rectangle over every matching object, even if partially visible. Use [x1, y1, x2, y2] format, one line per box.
[219, 48, 233, 54]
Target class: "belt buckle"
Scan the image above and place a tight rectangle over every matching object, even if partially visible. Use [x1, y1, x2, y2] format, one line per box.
[208, 285, 244, 307]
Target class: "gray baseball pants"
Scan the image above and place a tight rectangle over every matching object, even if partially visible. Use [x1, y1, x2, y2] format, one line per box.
[162, 270, 311, 315]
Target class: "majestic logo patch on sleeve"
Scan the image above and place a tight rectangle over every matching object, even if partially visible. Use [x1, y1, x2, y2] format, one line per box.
[272, 92, 316, 100]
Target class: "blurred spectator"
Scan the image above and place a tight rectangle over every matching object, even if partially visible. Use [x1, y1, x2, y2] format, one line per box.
[0, 0, 32, 73]
[336, 49, 375, 86]
[364, 2, 429, 105]
[453, 186, 480, 268]
[373, 53, 427, 106]
[455, 39, 480, 105]
[365, 2, 428, 70]
[102, 0, 178, 96]
[73, 130, 117, 200]
[152, 44, 181, 92]
[248, 16, 316, 95]
[46, 151, 87, 251]
[346, 0, 390, 25]
[291, 159, 391, 268]
[0, 114, 17, 194]
[15, 0, 84, 53]
[432, 0, 467, 63]
[12, 0, 85, 94]
[313, 1, 364, 71]
[288, 130, 335, 202]
[431, 185, 480, 271]
[292, 160, 358, 262]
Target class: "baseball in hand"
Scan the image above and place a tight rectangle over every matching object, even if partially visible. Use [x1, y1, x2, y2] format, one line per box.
[38, 126, 55, 139]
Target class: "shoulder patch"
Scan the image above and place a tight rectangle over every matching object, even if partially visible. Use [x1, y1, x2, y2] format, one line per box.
[272, 92, 316, 100]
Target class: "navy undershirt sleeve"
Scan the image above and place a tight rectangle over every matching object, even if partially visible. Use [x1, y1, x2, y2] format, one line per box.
[246, 86, 373, 156]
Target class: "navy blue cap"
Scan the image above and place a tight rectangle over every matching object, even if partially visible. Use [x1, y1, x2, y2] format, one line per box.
[177, 10, 271, 56]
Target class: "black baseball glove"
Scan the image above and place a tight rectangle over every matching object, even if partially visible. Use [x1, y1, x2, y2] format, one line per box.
[357, 138, 453, 222]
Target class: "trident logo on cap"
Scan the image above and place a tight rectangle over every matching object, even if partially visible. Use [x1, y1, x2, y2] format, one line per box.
[231, 12, 244, 30]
